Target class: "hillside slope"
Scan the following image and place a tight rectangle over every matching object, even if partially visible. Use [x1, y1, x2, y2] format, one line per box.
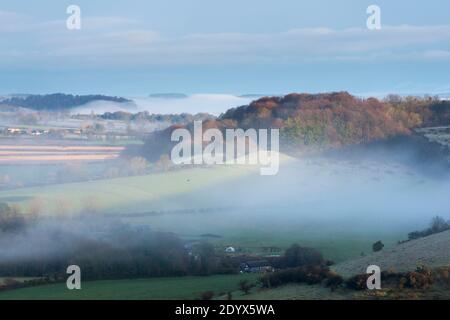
[333, 230, 450, 277]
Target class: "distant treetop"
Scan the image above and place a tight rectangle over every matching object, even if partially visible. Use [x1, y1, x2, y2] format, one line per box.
[0, 93, 131, 110]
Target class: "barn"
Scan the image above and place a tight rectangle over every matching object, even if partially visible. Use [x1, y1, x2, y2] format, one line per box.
[239, 260, 273, 273]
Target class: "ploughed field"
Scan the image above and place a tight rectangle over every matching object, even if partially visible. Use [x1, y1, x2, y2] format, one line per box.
[0, 144, 123, 164]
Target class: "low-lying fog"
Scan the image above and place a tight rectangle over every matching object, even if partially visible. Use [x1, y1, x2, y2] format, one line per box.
[131, 137, 450, 246]
[0, 141, 449, 263]
[71, 94, 255, 115]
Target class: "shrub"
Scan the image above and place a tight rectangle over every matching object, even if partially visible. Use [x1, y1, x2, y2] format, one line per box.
[403, 265, 433, 289]
[325, 260, 335, 266]
[324, 271, 344, 291]
[430, 216, 449, 234]
[279, 244, 324, 268]
[345, 265, 435, 291]
[345, 274, 369, 290]
[238, 280, 254, 294]
[434, 266, 450, 284]
[260, 265, 331, 288]
[372, 241, 384, 252]
[199, 291, 215, 300]
[405, 271, 432, 289]
[2, 278, 22, 288]
[407, 216, 449, 241]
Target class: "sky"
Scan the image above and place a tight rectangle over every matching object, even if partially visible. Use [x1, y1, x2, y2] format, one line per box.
[1, 0, 450, 97]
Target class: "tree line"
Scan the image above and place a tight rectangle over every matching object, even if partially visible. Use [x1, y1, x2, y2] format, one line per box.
[0, 94, 130, 110]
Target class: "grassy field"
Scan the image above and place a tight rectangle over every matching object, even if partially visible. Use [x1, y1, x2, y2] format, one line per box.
[0, 277, 37, 285]
[0, 274, 258, 300]
[235, 283, 349, 300]
[0, 165, 258, 214]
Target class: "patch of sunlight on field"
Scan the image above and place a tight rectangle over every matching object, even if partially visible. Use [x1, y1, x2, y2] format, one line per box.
[0, 152, 295, 215]
[0, 165, 260, 215]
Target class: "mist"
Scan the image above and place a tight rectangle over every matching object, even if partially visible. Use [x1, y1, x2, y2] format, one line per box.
[71, 94, 254, 116]
[0, 130, 449, 266]
[147, 139, 450, 244]
[0, 215, 125, 262]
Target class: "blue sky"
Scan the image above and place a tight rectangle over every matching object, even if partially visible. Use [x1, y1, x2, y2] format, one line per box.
[1, 0, 450, 96]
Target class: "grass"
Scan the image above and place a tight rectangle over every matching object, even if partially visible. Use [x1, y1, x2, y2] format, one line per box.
[0, 165, 258, 214]
[233, 283, 349, 300]
[0, 274, 259, 300]
[0, 277, 37, 285]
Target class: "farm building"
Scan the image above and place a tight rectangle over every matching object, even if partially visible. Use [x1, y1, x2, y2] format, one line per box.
[5, 128, 25, 134]
[225, 246, 236, 253]
[240, 260, 274, 273]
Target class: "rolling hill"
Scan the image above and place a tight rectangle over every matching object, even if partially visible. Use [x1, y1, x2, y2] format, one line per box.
[333, 230, 450, 277]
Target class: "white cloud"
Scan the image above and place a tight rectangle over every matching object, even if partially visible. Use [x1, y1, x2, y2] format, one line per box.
[1, 11, 450, 68]
[422, 50, 450, 60]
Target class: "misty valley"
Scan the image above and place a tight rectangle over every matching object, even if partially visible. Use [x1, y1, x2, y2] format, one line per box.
[0, 92, 449, 300]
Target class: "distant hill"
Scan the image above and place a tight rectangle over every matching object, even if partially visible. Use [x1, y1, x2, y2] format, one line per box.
[137, 92, 450, 161]
[148, 93, 187, 99]
[0, 93, 131, 111]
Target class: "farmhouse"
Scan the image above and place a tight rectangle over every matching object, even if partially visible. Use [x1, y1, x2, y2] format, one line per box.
[240, 260, 273, 273]
[6, 128, 25, 134]
[31, 129, 48, 136]
[225, 246, 236, 253]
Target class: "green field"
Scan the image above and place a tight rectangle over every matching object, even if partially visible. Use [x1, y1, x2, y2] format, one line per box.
[0, 274, 258, 300]
[0, 277, 37, 285]
[237, 283, 349, 300]
[0, 165, 258, 214]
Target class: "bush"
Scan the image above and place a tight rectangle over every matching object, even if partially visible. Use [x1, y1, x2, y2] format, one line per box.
[434, 266, 450, 284]
[372, 241, 384, 252]
[2, 278, 22, 288]
[279, 244, 325, 268]
[345, 265, 435, 291]
[430, 216, 449, 234]
[260, 265, 331, 288]
[407, 216, 449, 241]
[404, 265, 433, 289]
[199, 291, 215, 300]
[238, 280, 255, 294]
[324, 271, 344, 291]
[345, 274, 370, 290]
